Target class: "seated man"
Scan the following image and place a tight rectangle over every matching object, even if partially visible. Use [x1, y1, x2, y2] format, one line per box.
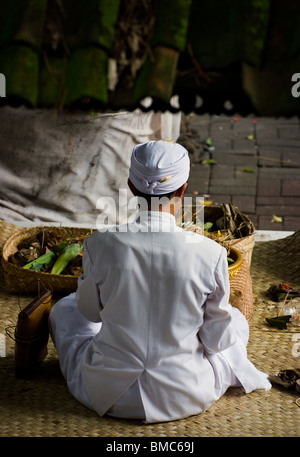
[49, 140, 271, 423]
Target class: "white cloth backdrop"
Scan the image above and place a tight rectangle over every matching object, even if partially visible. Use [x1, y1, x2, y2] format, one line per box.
[0, 106, 181, 225]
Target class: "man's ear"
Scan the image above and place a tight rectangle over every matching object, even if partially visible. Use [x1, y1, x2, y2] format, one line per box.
[128, 178, 138, 196]
[175, 182, 188, 200]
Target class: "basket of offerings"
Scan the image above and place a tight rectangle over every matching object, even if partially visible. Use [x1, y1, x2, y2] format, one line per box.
[178, 202, 255, 267]
[1, 226, 94, 294]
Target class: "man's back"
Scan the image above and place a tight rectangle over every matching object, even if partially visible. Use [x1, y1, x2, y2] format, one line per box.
[78, 211, 235, 422]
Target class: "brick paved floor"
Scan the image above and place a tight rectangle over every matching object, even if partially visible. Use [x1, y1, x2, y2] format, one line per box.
[178, 113, 300, 232]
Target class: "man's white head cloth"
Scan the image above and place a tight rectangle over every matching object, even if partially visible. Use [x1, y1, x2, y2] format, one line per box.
[129, 140, 190, 195]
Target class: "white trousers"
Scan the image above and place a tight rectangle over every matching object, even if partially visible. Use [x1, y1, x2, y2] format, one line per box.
[49, 293, 249, 420]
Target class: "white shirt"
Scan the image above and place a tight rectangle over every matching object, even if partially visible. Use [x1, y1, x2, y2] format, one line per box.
[76, 211, 270, 423]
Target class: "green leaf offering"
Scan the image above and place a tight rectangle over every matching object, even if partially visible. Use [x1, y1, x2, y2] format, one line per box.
[203, 222, 214, 230]
[23, 251, 55, 271]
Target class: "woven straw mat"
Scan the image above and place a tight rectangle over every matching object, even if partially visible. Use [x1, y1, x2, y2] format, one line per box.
[0, 220, 299, 437]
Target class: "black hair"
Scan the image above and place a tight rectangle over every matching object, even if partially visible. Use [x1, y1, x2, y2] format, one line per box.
[135, 189, 177, 203]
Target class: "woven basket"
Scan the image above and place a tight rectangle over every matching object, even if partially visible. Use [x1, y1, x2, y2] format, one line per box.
[230, 260, 254, 321]
[226, 235, 255, 268]
[1, 226, 93, 294]
[227, 247, 254, 320]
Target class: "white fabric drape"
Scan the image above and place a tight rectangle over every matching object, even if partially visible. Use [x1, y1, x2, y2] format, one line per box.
[0, 107, 181, 225]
